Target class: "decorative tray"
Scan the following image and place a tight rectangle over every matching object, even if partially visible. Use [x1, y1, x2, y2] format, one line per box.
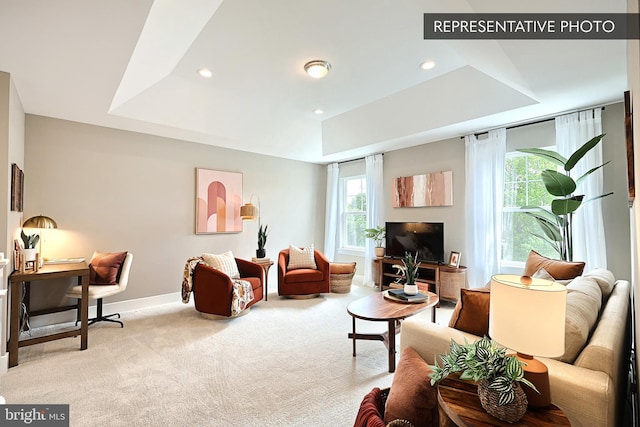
[383, 290, 429, 304]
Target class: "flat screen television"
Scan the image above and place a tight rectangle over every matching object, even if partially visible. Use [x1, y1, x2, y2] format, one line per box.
[385, 222, 444, 263]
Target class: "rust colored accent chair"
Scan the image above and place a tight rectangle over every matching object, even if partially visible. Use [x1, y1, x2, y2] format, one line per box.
[277, 248, 330, 298]
[192, 258, 264, 317]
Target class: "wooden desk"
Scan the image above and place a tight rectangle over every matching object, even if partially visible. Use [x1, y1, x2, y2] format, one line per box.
[8, 262, 89, 367]
[437, 376, 571, 426]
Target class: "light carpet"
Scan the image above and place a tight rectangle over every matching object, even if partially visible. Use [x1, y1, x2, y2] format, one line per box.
[1, 285, 453, 426]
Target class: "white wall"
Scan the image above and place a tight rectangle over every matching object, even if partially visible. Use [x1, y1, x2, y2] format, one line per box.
[24, 115, 325, 310]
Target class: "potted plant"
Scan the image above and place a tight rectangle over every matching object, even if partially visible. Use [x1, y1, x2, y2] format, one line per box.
[364, 226, 385, 257]
[429, 336, 538, 423]
[256, 224, 268, 258]
[392, 251, 420, 295]
[518, 133, 612, 261]
[20, 230, 39, 262]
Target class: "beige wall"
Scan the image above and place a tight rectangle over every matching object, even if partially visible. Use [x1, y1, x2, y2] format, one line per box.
[24, 115, 325, 308]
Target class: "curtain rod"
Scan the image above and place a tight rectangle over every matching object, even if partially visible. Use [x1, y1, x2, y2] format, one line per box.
[460, 106, 606, 139]
[337, 153, 384, 165]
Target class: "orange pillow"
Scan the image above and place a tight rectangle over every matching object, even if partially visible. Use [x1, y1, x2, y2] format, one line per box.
[89, 251, 127, 285]
[523, 250, 585, 280]
[448, 287, 491, 336]
[384, 347, 438, 427]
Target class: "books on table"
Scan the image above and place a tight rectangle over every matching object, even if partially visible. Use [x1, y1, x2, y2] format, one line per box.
[387, 288, 429, 302]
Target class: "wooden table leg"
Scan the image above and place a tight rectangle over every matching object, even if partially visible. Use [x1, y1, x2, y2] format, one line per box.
[80, 272, 88, 350]
[387, 319, 396, 373]
[351, 316, 356, 356]
[8, 280, 20, 367]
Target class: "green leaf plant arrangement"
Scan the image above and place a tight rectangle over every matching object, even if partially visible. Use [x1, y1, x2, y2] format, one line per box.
[392, 251, 420, 285]
[429, 337, 538, 407]
[364, 226, 385, 247]
[20, 230, 39, 249]
[257, 224, 268, 252]
[518, 133, 612, 261]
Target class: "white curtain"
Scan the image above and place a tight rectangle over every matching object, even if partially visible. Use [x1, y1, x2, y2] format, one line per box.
[465, 128, 506, 288]
[555, 109, 606, 270]
[323, 163, 340, 262]
[364, 154, 384, 286]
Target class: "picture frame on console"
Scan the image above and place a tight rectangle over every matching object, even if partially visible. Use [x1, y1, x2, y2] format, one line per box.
[448, 251, 460, 268]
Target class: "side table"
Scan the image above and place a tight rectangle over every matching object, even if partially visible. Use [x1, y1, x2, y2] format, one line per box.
[437, 376, 571, 426]
[252, 258, 274, 301]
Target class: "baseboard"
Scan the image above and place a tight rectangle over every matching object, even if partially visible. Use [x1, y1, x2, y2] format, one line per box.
[28, 292, 187, 328]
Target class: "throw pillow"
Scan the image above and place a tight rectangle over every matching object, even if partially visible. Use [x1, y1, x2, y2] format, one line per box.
[89, 251, 128, 285]
[202, 250, 240, 279]
[532, 267, 554, 281]
[353, 387, 386, 427]
[287, 244, 317, 270]
[583, 268, 615, 299]
[384, 347, 437, 427]
[523, 250, 585, 280]
[448, 287, 491, 337]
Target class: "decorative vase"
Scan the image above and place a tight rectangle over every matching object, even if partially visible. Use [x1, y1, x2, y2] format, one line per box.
[23, 248, 37, 262]
[256, 249, 266, 259]
[374, 247, 385, 258]
[404, 282, 418, 295]
[477, 380, 527, 423]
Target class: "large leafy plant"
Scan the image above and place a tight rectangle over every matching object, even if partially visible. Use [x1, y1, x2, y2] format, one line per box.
[429, 337, 537, 406]
[517, 133, 611, 261]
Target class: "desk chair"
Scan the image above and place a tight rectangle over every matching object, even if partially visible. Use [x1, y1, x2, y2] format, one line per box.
[66, 252, 133, 328]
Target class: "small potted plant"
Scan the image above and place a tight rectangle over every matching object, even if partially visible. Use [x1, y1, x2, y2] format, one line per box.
[429, 336, 538, 423]
[256, 224, 268, 259]
[364, 226, 385, 257]
[20, 230, 39, 262]
[392, 251, 420, 295]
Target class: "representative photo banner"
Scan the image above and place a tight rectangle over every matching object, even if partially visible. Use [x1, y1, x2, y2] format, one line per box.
[424, 13, 640, 39]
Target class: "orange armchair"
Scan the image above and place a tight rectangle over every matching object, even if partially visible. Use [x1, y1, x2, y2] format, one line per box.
[278, 248, 330, 298]
[192, 258, 264, 317]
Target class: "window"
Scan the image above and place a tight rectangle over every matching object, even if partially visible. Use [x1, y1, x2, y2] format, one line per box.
[340, 175, 367, 251]
[501, 149, 558, 265]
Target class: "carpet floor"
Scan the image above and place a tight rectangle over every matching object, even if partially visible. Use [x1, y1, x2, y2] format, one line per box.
[1, 284, 454, 426]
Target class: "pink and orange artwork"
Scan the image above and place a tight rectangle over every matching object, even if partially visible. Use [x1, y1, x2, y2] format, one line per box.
[196, 168, 243, 234]
[393, 170, 453, 207]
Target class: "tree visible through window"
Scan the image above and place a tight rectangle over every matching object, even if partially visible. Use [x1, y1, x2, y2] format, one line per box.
[342, 176, 366, 250]
[502, 150, 558, 263]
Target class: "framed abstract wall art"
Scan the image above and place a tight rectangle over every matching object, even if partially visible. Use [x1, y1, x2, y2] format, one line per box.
[11, 163, 23, 212]
[195, 168, 243, 234]
[393, 170, 453, 207]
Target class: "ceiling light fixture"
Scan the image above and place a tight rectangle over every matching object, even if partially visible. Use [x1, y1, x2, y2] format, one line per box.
[304, 60, 331, 78]
[420, 60, 436, 70]
[313, 109, 324, 115]
[197, 68, 213, 78]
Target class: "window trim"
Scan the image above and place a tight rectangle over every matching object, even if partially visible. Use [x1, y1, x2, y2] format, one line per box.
[339, 174, 366, 252]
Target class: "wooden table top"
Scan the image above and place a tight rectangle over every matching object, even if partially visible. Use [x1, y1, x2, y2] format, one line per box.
[10, 262, 89, 282]
[347, 291, 438, 322]
[438, 376, 571, 427]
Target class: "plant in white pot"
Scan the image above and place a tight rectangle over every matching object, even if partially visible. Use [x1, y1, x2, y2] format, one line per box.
[392, 251, 420, 295]
[20, 230, 39, 262]
[364, 226, 385, 257]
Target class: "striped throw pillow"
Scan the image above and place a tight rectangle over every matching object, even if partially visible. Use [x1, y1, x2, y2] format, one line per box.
[202, 250, 240, 279]
[287, 244, 317, 270]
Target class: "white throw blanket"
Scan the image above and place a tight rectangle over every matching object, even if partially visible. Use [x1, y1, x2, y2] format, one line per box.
[181, 257, 254, 316]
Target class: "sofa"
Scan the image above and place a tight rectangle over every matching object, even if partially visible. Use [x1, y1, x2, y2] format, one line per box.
[399, 263, 631, 427]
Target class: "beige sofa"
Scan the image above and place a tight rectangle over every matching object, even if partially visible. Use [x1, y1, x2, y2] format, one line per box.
[400, 270, 631, 427]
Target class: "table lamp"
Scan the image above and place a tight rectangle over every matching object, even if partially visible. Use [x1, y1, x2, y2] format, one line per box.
[22, 215, 58, 264]
[489, 274, 566, 408]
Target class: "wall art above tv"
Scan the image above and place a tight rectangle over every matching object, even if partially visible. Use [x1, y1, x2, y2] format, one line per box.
[393, 170, 453, 207]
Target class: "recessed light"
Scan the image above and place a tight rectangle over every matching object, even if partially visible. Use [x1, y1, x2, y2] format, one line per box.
[313, 109, 324, 115]
[197, 68, 213, 78]
[304, 60, 331, 79]
[420, 60, 436, 70]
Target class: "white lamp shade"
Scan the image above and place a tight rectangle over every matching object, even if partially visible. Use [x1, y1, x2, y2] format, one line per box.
[489, 274, 566, 358]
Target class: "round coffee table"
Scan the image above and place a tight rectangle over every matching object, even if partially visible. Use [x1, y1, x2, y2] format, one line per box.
[347, 291, 438, 372]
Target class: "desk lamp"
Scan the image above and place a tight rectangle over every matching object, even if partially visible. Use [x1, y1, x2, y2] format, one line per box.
[489, 274, 566, 408]
[22, 215, 58, 263]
